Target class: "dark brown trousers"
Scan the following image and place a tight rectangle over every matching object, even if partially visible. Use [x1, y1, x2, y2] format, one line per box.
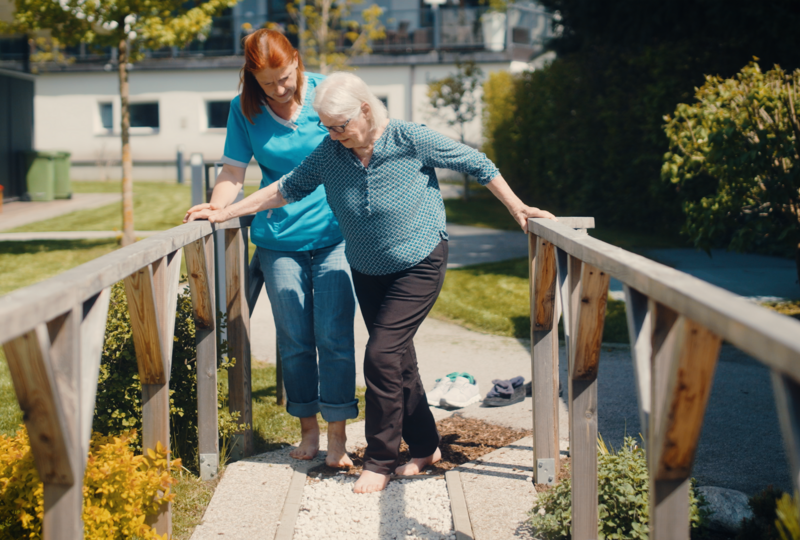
[351, 239, 448, 475]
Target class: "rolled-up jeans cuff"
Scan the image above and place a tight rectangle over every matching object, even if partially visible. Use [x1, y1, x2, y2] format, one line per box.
[319, 399, 359, 423]
[286, 398, 321, 419]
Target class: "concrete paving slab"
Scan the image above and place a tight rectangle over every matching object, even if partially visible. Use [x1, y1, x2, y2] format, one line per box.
[0, 193, 121, 231]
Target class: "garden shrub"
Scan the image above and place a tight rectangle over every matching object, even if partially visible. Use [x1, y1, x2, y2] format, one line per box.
[529, 436, 707, 539]
[95, 281, 243, 470]
[0, 427, 177, 539]
[737, 485, 787, 540]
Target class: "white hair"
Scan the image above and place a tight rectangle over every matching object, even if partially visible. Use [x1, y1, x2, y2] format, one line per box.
[313, 72, 389, 131]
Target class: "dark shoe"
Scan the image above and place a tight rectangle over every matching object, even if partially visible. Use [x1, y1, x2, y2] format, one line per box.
[484, 377, 525, 407]
[524, 380, 563, 397]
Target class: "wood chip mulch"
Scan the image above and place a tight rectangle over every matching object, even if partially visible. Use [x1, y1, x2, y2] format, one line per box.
[309, 414, 530, 478]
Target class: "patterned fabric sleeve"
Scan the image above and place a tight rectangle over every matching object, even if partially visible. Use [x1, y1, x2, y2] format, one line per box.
[276, 140, 326, 203]
[411, 123, 500, 185]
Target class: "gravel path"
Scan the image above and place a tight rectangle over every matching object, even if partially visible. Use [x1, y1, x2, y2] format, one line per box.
[295, 475, 455, 540]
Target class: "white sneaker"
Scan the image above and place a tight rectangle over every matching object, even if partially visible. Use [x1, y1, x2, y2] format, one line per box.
[427, 372, 459, 406]
[440, 375, 481, 408]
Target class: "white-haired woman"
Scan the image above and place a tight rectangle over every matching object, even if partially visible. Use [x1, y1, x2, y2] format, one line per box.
[191, 71, 556, 493]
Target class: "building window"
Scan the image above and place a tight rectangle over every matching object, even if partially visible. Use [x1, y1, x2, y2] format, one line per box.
[130, 102, 159, 129]
[207, 101, 230, 129]
[378, 96, 388, 108]
[99, 102, 113, 131]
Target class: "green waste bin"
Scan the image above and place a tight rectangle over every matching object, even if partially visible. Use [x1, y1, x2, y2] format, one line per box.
[54, 151, 72, 199]
[24, 151, 57, 202]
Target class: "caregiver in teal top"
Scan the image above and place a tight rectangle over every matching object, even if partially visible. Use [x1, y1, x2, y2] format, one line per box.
[184, 30, 357, 469]
[191, 71, 556, 494]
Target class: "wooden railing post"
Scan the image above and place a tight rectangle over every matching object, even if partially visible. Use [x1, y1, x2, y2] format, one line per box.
[649, 302, 721, 540]
[529, 233, 560, 483]
[623, 285, 652, 442]
[773, 371, 800, 510]
[186, 235, 219, 480]
[225, 227, 253, 460]
[124, 250, 182, 536]
[568, 261, 609, 540]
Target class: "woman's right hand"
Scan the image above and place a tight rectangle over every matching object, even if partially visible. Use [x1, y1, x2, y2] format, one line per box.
[183, 203, 222, 223]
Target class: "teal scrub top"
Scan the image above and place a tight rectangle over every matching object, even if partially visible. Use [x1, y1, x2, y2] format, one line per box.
[221, 72, 343, 252]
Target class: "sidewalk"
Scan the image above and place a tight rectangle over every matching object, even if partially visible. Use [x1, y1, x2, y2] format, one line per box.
[0, 193, 121, 232]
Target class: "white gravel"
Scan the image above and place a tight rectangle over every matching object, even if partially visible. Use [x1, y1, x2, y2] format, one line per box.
[294, 475, 456, 540]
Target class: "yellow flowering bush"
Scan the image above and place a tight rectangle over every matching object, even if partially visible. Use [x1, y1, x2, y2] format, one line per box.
[0, 428, 179, 539]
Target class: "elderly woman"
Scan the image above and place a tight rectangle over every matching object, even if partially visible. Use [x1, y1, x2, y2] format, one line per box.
[191, 72, 556, 493]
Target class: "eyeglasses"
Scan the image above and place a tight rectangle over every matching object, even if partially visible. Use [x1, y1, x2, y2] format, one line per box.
[318, 112, 358, 134]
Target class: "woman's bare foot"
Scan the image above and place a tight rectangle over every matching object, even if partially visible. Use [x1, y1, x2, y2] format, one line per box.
[289, 416, 320, 460]
[353, 470, 390, 493]
[394, 447, 442, 476]
[325, 420, 353, 468]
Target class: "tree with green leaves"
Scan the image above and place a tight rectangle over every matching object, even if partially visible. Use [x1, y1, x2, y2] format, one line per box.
[6, 0, 237, 246]
[663, 61, 800, 285]
[285, 0, 384, 75]
[428, 59, 484, 200]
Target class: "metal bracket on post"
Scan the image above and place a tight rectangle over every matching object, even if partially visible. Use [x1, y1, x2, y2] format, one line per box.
[536, 458, 555, 485]
[199, 453, 219, 481]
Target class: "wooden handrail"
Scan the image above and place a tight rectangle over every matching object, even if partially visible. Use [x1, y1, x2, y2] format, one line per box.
[0, 215, 256, 539]
[527, 217, 800, 540]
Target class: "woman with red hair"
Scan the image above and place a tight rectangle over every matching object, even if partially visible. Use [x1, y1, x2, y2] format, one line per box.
[185, 30, 357, 468]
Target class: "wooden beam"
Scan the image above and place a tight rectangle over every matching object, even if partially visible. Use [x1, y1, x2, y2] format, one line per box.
[187, 235, 220, 480]
[142, 383, 171, 534]
[568, 262, 607, 540]
[2, 326, 74, 486]
[0, 217, 251, 344]
[124, 265, 165, 385]
[528, 218, 800, 378]
[151, 251, 183, 374]
[80, 289, 110, 455]
[44, 309, 84, 540]
[623, 285, 652, 442]
[226, 228, 253, 459]
[648, 302, 719, 540]
[773, 370, 800, 502]
[529, 234, 560, 477]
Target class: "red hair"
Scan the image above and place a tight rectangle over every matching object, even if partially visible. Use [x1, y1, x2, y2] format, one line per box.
[239, 29, 305, 124]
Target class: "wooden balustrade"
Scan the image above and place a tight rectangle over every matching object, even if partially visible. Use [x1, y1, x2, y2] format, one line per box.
[528, 217, 800, 539]
[0, 216, 254, 539]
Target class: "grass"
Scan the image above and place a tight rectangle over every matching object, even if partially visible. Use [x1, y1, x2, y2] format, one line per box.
[763, 300, 800, 321]
[0, 350, 22, 437]
[431, 256, 630, 343]
[172, 468, 220, 540]
[0, 239, 119, 297]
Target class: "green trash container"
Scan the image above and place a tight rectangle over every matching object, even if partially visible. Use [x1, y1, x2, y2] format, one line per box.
[54, 151, 72, 199]
[24, 151, 57, 202]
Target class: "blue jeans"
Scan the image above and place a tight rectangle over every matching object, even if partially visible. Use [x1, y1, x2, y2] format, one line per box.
[257, 240, 358, 422]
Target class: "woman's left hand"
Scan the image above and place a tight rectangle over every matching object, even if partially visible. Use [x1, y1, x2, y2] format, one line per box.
[512, 206, 558, 232]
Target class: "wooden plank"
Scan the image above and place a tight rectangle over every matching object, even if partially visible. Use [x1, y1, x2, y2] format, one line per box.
[142, 383, 172, 535]
[124, 265, 165, 384]
[772, 370, 800, 498]
[151, 250, 183, 374]
[571, 263, 610, 380]
[568, 262, 605, 540]
[2, 326, 74, 485]
[80, 288, 110, 454]
[530, 234, 559, 474]
[191, 236, 219, 481]
[653, 318, 721, 480]
[274, 464, 310, 540]
[445, 470, 475, 540]
[528, 218, 800, 378]
[226, 228, 254, 459]
[185, 239, 215, 329]
[623, 285, 652, 441]
[0, 216, 255, 345]
[553, 216, 596, 230]
[649, 302, 687, 540]
[44, 309, 84, 540]
[532, 238, 557, 331]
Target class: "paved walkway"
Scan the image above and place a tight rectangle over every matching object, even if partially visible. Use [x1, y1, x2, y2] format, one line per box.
[0, 193, 121, 232]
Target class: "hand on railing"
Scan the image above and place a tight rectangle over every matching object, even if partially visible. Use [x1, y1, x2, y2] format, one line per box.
[512, 206, 557, 232]
[183, 202, 224, 223]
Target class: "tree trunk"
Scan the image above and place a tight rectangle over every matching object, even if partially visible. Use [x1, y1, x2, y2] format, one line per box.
[118, 37, 135, 247]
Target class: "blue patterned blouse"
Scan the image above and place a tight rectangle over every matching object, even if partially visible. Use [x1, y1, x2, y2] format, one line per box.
[278, 119, 500, 275]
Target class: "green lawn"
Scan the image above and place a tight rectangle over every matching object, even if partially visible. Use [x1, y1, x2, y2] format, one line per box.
[431, 257, 630, 343]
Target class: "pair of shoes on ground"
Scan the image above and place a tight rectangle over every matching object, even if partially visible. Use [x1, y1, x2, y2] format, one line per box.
[427, 372, 481, 408]
[484, 376, 526, 407]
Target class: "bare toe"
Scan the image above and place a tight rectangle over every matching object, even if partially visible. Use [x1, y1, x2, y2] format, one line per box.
[395, 447, 441, 476]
